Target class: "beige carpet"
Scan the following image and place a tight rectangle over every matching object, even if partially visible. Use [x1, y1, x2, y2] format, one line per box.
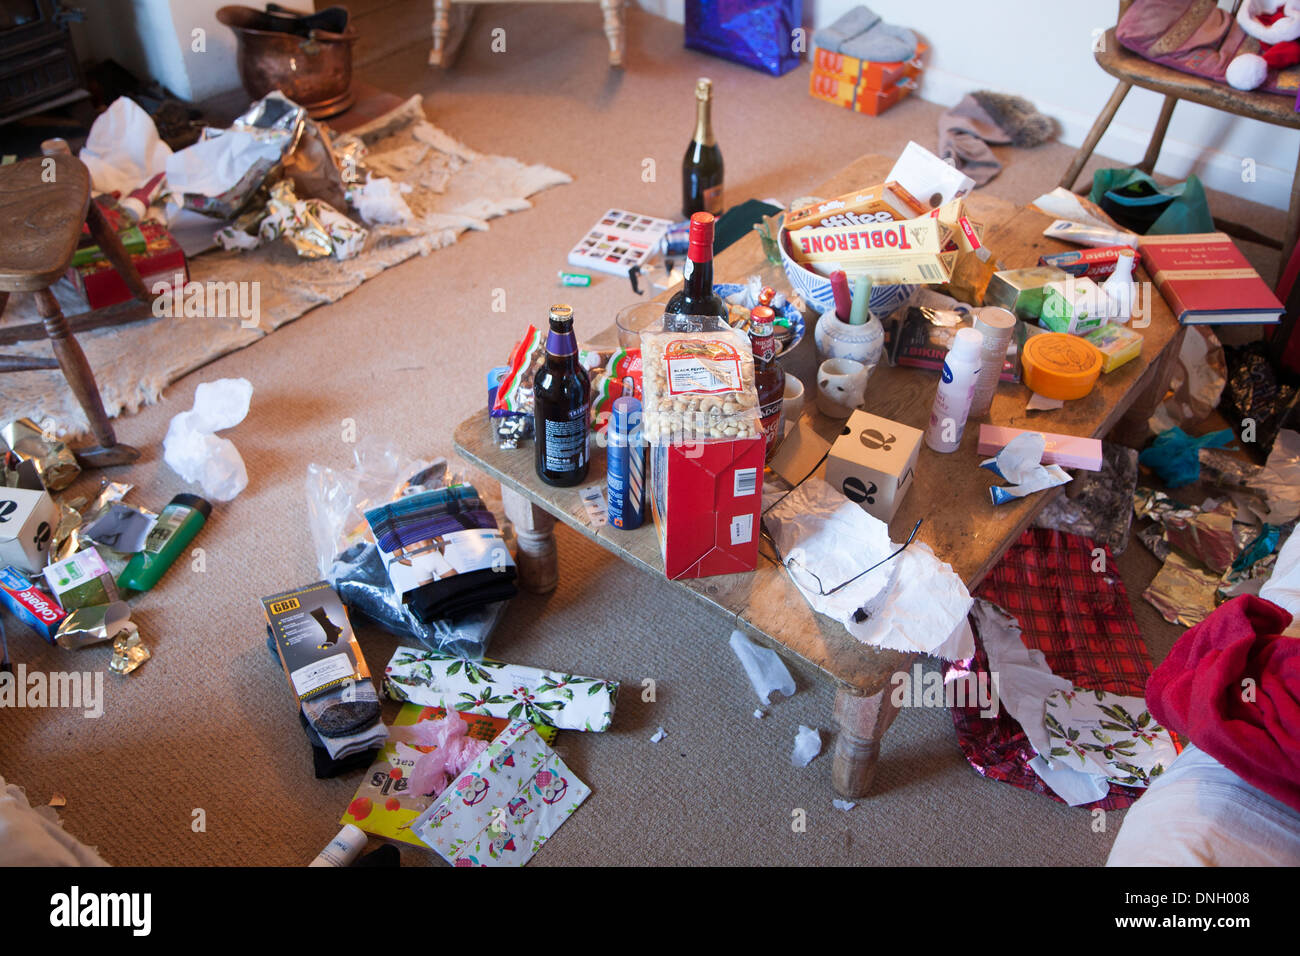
[0, 5, 1288, 867]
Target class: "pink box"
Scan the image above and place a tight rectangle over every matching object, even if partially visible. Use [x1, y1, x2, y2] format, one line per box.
[977, 425, 1103, 472]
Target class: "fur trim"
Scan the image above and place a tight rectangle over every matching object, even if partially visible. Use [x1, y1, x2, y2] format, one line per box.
[970, 91, 1058, 148]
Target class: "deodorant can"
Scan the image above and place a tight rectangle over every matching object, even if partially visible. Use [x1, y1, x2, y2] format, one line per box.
[606, 396, 645, 530]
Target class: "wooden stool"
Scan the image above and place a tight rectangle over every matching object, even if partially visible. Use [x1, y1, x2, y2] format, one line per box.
[0, 150, 142, 467]
[1060, 0, 1300, 283]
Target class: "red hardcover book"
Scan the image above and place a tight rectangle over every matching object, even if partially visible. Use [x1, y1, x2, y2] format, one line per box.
[1138, 232, 1283, 325]
[66, 221, 187, 311]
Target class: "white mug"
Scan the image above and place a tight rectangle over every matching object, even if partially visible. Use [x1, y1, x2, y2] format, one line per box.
[816, 358, 869, 418]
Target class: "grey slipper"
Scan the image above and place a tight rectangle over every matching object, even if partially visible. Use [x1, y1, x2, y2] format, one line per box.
[841, 23, 918, 63]
[813, 5, 881, 53]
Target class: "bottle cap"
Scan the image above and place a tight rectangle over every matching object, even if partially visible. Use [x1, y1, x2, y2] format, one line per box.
[171, 493, 212, 519]
[695, 77, 712, 100]
[687, 212, 715, 262]
[950, 327, 984, 360]
[749, 305, 776, 334]
[548, 304, 574, 329]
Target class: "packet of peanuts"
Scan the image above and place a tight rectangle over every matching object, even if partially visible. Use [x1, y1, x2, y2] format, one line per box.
[639, 325, 762, 445]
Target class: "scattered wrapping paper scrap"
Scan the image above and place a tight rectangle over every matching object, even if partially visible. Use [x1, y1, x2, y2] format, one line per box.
[765, 478, 973, 659]
[259, 180, 368, 260]
[650, 727, 666, 743]
[1255, 429, 1300, 525]
[792, 726, 821, 767]
[1, 419, 79, 492]
[410, 719, 591, 866]
[1147, 595, 1300, 813]
[728, 630, 794, 705]
[981, 431, 1070, 505]
[832, 799, 856, 811]
[1139, 427, 1233, 489]
[47, 794, 67, 809]
[163, 378, 253, 502]
[1143, 552, 1220, 627]
[1043, 687, 1177, 787]
[55, 601, 132, 650]
[82, 503, 156, 554]
[109, 623, 150, 675]
[1035, 443, 1138, 555]
[349, 176, 414, 224]
[385, 647, 619, 732]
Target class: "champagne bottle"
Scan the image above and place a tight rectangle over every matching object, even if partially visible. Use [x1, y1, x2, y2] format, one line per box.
[682, 78, 724, 219]
[533, 305, 591, 486]
[663, 212, 728, 328]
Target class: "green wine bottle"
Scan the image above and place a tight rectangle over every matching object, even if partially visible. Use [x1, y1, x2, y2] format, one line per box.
[682, 78, 724, 219]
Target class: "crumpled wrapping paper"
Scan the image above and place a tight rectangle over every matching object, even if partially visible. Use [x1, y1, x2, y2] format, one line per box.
[765, 478, 974, 659]
[162, 378, 253, 501]
[1035, 444, 1138, 554]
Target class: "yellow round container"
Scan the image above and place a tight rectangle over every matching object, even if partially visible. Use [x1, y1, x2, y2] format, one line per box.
[1022, 333, 1104, 401]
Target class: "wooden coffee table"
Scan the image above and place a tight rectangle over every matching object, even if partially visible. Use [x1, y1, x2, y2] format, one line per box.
[454, 154, 1185, 797]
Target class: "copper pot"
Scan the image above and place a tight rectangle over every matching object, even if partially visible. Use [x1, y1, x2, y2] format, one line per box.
[216, 5, 358, 119]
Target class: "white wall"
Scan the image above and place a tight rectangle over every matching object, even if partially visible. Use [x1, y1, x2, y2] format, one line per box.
[644, 0, 1298, 211]
[71, 0, 237, 102]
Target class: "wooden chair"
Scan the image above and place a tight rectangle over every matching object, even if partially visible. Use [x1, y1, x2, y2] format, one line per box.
[429, 0, 625, 67]
[1060, 0, 1300, 280]
[0, 148, 143, 467]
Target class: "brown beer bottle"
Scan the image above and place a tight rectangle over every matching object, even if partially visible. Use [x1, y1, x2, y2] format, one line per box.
[533, 305, 591, 486]
[748, 304, 785, 462]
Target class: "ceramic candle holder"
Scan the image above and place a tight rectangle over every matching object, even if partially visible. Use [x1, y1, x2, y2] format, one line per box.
[814, 309, 884, 368]
[816, 358, 869, 418]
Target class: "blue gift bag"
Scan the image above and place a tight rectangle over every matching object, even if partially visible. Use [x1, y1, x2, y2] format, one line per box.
[685, 0, 804, 77]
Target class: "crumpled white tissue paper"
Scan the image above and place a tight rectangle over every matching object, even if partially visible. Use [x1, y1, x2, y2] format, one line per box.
[766, 478, 973, 659]
[349, 176, 414, 224]
[729, 630, 795, 705]
[792, 726, 821, 767]
[163, 378, 254, 502]
[78, 96, 172, 197]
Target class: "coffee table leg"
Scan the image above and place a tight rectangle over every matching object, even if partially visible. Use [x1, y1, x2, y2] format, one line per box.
[501, 486, 559, 594]
[832, 682, 904, 798]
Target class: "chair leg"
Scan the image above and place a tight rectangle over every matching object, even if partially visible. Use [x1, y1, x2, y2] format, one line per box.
[601, 0, 625, 67]
[1060, 79, 1132, 192]
[34, 287, 139, 467]
[1137, 94, 1177, 175]
[85, 200, 153, 304]
[1281, 136, 1300, 287]
[429, 0, 450, 66]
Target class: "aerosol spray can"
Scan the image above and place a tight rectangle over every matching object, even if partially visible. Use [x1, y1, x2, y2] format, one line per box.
[606, 396, 645, 530]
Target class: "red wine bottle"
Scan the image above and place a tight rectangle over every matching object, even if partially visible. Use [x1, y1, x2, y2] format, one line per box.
[664, 212, 728, 328]
[682, 78, 724, 219]
[533, 305, 591, 487]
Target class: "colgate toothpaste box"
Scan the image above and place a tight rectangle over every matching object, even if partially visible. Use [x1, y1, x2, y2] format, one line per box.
[1038, 245, 1129, 281]
[0, 566, 66, 643]
[650, 437, 764, 580]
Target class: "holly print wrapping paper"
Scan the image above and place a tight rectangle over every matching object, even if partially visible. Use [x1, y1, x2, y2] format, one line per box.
[384, 647, 619, 732]
[1044, 686, 1178, 787]
[410, 719, 591, 866]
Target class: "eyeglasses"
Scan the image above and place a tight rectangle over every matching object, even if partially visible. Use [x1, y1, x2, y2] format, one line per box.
[763, 517, 923, 597]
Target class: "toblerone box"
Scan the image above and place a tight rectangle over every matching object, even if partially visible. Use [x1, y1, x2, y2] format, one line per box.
[791, 215, 956, 284]
[786, 181, 927, 231]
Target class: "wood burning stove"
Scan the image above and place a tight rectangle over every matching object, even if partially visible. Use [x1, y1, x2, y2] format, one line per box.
[0, 0, 89, 127]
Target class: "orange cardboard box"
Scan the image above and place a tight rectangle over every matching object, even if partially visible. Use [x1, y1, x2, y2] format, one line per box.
[810, 40, 927, 89]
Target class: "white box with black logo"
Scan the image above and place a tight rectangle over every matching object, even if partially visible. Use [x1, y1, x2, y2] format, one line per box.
[824, 410, 922, 523]
[0, 485, 59, 573]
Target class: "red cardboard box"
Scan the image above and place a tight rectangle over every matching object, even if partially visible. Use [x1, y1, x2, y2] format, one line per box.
[650, 437, 764, 580]
[66, 220, 187, 310]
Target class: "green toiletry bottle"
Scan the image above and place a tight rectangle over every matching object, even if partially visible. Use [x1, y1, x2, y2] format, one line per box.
[117, 494, 211, 593]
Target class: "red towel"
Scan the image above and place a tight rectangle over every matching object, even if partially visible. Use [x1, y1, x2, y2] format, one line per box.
[1147, 595, 1300, 812]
